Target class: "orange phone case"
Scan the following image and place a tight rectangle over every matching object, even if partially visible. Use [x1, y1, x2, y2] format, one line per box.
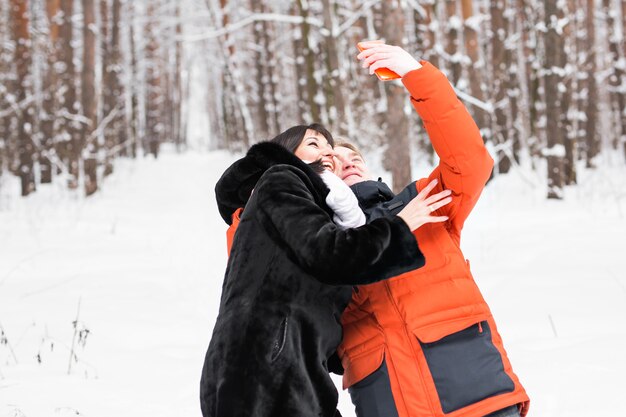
[357, 41, 401, 81]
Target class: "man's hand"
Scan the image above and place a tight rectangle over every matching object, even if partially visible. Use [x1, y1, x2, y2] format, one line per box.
[357, 42, 422, 78]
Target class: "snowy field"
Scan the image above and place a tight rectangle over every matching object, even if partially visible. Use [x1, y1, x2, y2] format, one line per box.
[1, 147, 625, 417]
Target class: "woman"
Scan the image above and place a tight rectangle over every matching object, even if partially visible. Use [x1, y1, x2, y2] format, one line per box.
[200, 123, 452, 417]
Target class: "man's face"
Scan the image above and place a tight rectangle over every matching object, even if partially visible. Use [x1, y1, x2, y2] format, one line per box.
[333, 146, 371, 186]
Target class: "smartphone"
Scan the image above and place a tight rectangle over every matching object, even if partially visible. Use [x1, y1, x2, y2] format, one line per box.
[357, 41, 401, 81]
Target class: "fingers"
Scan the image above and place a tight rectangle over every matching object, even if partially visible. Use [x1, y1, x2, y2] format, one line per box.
[357, 40, 384, 52]
[423, 215, 449, 224]
[423, 189, 452, 206]
[361, 51, 392, 68]
[357, 43, 391, 60]
[417, 179, 439, 201]
[357, 45, 401, 65]
[428, 196, 452, 212]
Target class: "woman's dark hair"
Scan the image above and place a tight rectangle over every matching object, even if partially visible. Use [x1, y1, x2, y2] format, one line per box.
[270, 123, 334, 153]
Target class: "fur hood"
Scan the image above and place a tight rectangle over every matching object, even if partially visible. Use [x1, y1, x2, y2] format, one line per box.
[215, 141, 331, 224]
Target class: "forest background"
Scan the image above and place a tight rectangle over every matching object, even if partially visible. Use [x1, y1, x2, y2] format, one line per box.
[2, 0, 626, 199]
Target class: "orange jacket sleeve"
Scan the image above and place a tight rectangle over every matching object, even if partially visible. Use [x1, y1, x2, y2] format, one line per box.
[225, 208, 243, 256]
[402, 61, 494, 245]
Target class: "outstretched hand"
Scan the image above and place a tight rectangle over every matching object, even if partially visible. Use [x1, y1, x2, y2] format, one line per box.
[396, 179, 451, 231]
[357, 41, 422, 78]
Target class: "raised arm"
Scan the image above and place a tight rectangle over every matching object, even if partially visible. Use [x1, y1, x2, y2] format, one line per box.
[255, 166, 425, 285]
[403, 62, 493, 243]
[358, 43, 493, 244]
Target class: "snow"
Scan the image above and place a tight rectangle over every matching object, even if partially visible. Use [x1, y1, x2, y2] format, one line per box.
[1, 147, 626, 417]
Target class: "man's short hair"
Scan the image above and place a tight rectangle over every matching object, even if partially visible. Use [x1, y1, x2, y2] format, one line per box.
[335, 141, 365, 161]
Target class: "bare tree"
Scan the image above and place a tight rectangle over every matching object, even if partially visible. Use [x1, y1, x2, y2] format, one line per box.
[461, 0, 489, 133]
[58, 0, 81, 188]
[544, 0, 566, 199]
[127, 0, 140, 158]
[582, 0, 599, 166]
[601, 0, 626, 156]
[321, 0, 347, 134]
[110, 0, 128, 156]
[249, 0, 270, 139]
[296, 0, 322, 124]
[173, 2, 184, 149]
[490, 0, 513, 173]
[82, 0, 98, 195]
[40, 0, 60, 184]
[381, 0, 411, 192]
[11, 0, 36, 196]
[0, 1, 11, 178]
[444, 0, 462, 84]
[145, 0, 162, 157]
[414, 0, 440, 68]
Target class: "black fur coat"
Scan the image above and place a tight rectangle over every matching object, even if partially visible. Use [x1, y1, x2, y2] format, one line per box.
[200, 142, 425, 417]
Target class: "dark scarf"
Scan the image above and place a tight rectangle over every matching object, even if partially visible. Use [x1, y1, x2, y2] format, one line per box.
[351, 179, 418, 221]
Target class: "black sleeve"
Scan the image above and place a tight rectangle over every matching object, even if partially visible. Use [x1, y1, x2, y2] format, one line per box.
[255, 167, 425, 285]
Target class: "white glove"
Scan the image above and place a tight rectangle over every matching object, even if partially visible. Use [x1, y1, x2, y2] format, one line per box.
[319, 170, 366, 229]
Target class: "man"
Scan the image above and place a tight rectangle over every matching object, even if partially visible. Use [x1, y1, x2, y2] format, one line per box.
[332, 42, 530, 417]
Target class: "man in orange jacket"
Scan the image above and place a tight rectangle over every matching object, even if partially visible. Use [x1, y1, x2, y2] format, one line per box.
[332, 42, 530, 417]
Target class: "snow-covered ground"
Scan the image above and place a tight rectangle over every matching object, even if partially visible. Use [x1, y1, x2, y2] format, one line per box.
[0, 147, 625, 417]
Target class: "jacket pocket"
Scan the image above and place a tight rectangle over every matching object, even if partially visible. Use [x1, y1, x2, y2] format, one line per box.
[270, 316, 289, 362]
[414, 321, 515, 413]
[341, 344, 385, 390]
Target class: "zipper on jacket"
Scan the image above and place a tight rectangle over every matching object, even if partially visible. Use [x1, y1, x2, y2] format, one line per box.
[478, 321, 483, 333]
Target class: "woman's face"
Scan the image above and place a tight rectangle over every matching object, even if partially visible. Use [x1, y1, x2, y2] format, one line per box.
[294, 129, 335, 171]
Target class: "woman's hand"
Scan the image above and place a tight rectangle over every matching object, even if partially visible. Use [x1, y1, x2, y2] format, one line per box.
[357, 42, 422, 78]
[397, 179, 451, 231]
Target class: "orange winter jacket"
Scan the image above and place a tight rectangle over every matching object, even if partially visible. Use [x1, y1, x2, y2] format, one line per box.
[337, 62, 530, 417]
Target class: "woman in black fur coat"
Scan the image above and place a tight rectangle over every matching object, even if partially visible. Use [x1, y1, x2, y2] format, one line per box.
[200, 124, 451, 417]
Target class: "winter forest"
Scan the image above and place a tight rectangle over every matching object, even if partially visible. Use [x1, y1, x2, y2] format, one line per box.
[2, 1, 626, 417]
[2, 0, 626, 199]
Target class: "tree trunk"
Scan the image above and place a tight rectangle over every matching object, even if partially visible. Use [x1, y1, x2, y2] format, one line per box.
[82, 0, 98, 196]
[174, 2, 184, 150]
[0, 1, 11, 178]
[127, 0, 139, 158]
[145, 1, 161, 158]
[381, 0, 411, 193]
[58, 0, 80, 188]
[461, 0, 489, 134]
[414, 1, 440, 67]
[250, 0, 270, 139]
[561, 0, 577, 185]
[505, 0, 521, 166]
[490, 0, 512, 174]
[445, 0, 462, 84]
[544, 0, 566, 199]
[296, 0, 321, 123]
[207, 0, 253, 149]
[584, 0, 599, 166]
[412, 2, 438, 162]
[602, 0, 626, 154]
[292, 2, 307, 125]
[100, 0, 114, 174]
[40, 0, 60, 184]
[11, 0, 36, 195]
[110, 0, 127, 156]
[321, 0, 347, 134]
